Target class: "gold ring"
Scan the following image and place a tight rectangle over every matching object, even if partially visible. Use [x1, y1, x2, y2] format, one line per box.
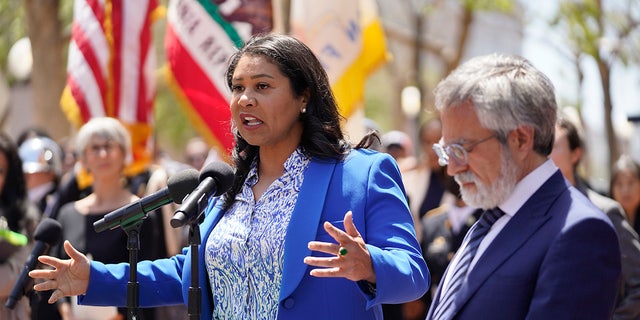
[338, 246, 348, 257]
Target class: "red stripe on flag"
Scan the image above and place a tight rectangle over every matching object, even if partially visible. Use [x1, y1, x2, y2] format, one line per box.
[67, 76, 93, 123]
[87, 0, 105, 26]
[108, 0, 123, 118]
[71, 23, 107, 111]
[136, 3, 155, 124]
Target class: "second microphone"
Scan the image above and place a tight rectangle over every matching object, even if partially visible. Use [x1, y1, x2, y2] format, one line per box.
[171, 161, 235, 228]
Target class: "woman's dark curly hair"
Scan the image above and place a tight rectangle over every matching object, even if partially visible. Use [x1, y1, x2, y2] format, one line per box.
[0, 132, 29, 232]
[221, 34, 377, 209]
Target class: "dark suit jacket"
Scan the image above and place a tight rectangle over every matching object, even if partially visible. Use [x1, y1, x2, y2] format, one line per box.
[427, 170, 621, 319]
[576, 179, 640, 320]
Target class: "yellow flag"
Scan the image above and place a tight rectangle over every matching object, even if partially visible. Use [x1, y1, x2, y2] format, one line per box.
[290, 0, 388, 118]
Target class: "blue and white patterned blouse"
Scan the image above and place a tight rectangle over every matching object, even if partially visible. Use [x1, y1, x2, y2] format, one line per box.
[205, 148, 310, 319]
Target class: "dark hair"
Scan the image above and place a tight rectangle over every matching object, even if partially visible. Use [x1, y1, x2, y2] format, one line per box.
[610, 155, 640, 198]
[222, 34, 376, 209]
[556, 114, 585, 172]
[556, 116, 584, 152]
[0, 132, 29, 232]
[16, 126, 52, 147]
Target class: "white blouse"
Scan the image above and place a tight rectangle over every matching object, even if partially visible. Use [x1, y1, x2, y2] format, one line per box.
[205, 148, 310, 319]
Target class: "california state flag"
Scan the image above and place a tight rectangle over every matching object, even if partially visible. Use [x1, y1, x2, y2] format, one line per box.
[165, 0, 272, 156]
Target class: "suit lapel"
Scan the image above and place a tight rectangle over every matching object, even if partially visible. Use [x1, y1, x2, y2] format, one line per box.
[279, 158, 337, 301]
[427, 209, 482, 319]
[452, 171, 568, 314]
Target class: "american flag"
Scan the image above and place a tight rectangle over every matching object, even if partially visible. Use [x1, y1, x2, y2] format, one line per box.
[61, 0, 159, 175]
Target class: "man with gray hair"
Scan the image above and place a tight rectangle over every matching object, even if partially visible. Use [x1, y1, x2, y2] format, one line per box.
[426, 54, 620, 319]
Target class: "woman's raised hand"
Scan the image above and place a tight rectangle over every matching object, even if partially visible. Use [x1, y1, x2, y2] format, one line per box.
[29, 240, 91, 303]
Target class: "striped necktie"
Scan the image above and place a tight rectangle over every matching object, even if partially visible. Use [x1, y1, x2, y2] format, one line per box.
[431, 208, 505, 319]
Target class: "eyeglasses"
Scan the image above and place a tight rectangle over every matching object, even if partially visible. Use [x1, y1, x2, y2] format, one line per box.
[87, 141, 118, 156]
[432, 134, 496, 166]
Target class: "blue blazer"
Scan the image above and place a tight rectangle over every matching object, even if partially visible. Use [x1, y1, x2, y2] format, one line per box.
[427, 170, 621, 319]
[80, 149, 430, 320]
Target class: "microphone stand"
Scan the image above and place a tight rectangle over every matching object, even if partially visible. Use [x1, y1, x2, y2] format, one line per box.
[173, 198, 209, 320]
[187, 220, 201, 320]
[120, 211, 144, 320]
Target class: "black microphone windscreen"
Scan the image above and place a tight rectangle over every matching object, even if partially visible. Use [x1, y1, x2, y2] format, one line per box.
[199, 162, 235, 196]
[167, 169, 200, 204]
[33, 218, 62, 246]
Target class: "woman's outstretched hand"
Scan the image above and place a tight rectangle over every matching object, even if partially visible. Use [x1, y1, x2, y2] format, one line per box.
[29, 240, 91, 303]
[304, 211, 376, 283]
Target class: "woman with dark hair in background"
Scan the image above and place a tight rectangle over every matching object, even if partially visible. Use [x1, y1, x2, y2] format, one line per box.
[0, 132, 40, 319]
[611, 155, 640, 235]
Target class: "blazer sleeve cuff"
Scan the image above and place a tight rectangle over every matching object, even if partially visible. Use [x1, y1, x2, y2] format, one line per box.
[78, 261, 128, 307]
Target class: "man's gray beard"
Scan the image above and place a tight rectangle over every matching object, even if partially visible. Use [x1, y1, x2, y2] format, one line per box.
[455, 148, 519, 210]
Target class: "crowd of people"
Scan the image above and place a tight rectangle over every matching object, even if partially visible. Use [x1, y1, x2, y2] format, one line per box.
[0, 32, 636, 320]
[0, 119, 220, 319]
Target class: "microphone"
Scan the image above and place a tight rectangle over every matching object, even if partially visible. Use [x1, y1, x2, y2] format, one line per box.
[93, 169, 200, 233]
[5, 218, 62, 309]
[171, 161, 234, 228]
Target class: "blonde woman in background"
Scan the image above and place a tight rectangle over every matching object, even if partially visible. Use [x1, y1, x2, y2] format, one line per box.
[52, 117, 158, 320]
